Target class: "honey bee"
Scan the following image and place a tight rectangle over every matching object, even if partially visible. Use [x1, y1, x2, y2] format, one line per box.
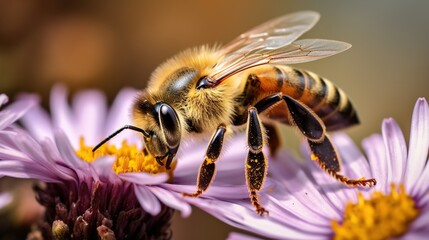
[94, 11, 376, 215]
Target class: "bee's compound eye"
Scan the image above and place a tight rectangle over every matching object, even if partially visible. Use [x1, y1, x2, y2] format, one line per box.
[160, 104, 178, 134]
[156, 103, 181, 149]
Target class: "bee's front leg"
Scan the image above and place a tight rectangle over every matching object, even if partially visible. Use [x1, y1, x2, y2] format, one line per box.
[246, 107, 269, 216]
[183, 124, 226, 198]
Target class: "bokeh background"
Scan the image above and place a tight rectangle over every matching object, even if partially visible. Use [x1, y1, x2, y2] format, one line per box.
[1, 0, 428, 239]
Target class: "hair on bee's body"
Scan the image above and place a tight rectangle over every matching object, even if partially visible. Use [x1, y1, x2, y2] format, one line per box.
[95, 11, 376, 216]
[133, 46, 240, 139]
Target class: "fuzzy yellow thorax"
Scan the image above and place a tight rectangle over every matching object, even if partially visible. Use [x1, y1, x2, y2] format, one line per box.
[332, 184, 419, 240]
[76, 137, 175, 178]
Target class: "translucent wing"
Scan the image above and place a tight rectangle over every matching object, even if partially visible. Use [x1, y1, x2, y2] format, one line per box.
[219, 11, 320, 56]
[204, 11, 351, 87]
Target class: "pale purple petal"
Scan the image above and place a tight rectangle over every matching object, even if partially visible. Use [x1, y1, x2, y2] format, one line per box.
[405, 98, 429, 192]
[134, 185, 161, 216]
[0, 192, 12, 209]
[301, 143, 359, 213]
[91, 156, 120, 183]
[39, 139, 77, 181]
[268, 193, 331, 228]
[0, 94, 38, 130]
[54, 129, 94, 180]
[0, 94, 8, 107]
[408, 203, 429, 232]
[20, 104, 54, 141]
[72, 90, 107, 146]
[163, 184, 251, 200]
[189, 198, 324, 240]
[382, 118, 407, 185]
[412, 157, 429, 199]
[227, 232, 263, 240]
[50, 85, 79, 148]
[104, 88, 140, 146]
[0, 140, 32, 162]
[401, 231, 429, 240]
[265, 197, 333, 234]
[270, 151, 341, 220]
[0, 160, 60, 182]
[362, 134, 388, 192]
[332, 133, 371, 179]
[149, 186, 192, 217]
[119, 172, 169, 185]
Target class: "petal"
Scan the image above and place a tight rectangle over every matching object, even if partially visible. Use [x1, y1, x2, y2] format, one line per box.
[0, 94, 8, 107]
[227, 232, 264, 240]
[188, 197, 327, 240]
[119, 172, 168, 185]
[163, 183, 250, 200]
[382, 118, 407, 185]
[0, 192, 12, 209]
[401, 231, 429, 240]
[20, 104, 53, 141]
[412, 157, 429, 199]
[50, 85, 78, 148]
[149, 186, 192, 217]
[133, 185, 161, 216]
[54, 129, 91, 180]
[270, 151, 341, 220]
[362, 134, 388, 192]
[91, 156, 118, 183]
[406, 98, 429, 192]
[408, 200, 429, 232]
[302, 143, 359, 213]
[40, 138, 77, 181]
[72, 90, 107, 146]
[332, 133, 371, 179]
[104, 88, 139, 145]
[0, 94, 38, 130]
[0, 160, 59, 182]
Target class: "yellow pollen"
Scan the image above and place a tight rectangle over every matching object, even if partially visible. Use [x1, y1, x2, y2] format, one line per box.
[311, 154, 318, 161]
[75, 137, 175, 178]
[332, 184, 419, 240]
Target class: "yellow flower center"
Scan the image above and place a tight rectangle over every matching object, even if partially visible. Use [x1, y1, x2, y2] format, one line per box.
[332, 184, 419, 240]
[75, 137, 175, 178]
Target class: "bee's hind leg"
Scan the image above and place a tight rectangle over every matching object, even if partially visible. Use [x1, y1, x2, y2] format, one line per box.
[183, 124, 226, 198]
[253, 93, 376, 187]
[308, 135, 376, 187]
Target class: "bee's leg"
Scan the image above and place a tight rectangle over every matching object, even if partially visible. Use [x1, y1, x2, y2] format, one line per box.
[254, 93, 325, 141]
[246, 107, 269, 216]
[308, 135, 376, 187]
[183, 124, 226, 198]
[253, 93, 376, 187]
[263, 123, 281, 156]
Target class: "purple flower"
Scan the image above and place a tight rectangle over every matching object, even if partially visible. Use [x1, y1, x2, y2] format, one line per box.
[0, 86, 261, 239]
[193, 98, 429, 239]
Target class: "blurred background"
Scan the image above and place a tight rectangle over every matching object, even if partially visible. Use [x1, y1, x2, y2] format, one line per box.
[1, 0, 428, 239]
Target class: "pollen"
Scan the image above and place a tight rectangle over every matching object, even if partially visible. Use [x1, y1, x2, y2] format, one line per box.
[75, 137, 175, 177]
[331, 184, 419, 240]
[310, 154, 318, 161]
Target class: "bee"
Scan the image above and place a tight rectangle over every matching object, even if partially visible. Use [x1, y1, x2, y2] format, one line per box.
[94, 11, 376, 215]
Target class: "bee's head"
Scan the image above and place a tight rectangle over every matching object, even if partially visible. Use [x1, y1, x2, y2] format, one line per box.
[130, 91, 181, 169]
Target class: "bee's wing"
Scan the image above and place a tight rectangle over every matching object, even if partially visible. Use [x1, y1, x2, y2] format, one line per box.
[219, 11, 320, 56]
[207, 11, 351, 85]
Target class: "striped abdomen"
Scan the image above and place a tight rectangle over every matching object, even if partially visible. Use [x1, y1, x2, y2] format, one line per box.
[238, 65, 359, 131]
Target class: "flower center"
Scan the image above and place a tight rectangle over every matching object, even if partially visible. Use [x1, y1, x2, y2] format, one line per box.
[331, 184, 419, 240]
[75, 137, 175, 177]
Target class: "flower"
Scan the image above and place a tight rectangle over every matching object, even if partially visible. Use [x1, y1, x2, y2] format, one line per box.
[0, 86, 262, 239]
[191, 98, 429, 240]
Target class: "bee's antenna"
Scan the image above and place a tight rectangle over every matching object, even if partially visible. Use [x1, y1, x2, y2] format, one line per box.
[92, 125, 150, 152]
